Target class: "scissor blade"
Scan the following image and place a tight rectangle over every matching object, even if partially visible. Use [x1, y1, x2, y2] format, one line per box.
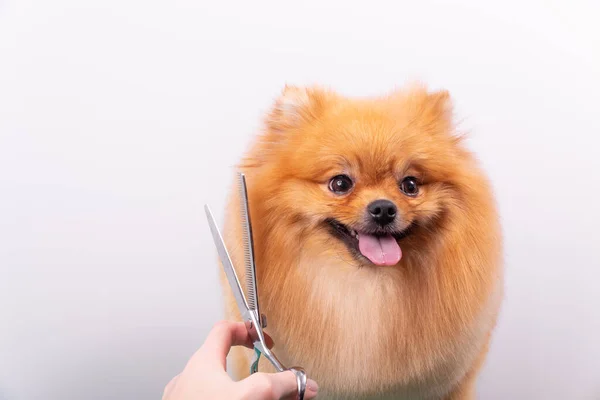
[204, 204, 249, 317]
[238, 173, 259, 314]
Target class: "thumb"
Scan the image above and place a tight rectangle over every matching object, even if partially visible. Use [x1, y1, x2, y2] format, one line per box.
[238, 371, 318, 400]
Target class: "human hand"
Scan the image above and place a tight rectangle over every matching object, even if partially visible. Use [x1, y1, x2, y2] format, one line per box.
[162, 321, 319, 400]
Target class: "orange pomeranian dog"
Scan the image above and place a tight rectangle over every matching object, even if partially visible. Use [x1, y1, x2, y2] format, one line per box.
[219, 84, 503, 399]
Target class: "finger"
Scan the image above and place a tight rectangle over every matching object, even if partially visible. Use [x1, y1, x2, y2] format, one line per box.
[162, 374, 179, 400]
[198, 321, 254, 368]
[239, 371, 319, 400]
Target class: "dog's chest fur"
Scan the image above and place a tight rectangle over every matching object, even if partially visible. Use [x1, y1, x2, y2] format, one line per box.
[228, 251, 500, 400]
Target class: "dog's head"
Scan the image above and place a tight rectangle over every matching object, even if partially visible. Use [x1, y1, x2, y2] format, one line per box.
[243, 84, 476, 267]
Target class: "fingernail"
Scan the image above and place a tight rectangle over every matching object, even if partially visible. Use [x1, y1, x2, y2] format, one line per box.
[307, 379, 319, 393]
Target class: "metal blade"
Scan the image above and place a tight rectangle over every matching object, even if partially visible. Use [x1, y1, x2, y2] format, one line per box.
[204, 204, 250, 318]
[238, 173, 259, 315]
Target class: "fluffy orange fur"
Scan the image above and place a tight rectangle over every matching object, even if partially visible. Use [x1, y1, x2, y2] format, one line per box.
[219, 84, 503, 399]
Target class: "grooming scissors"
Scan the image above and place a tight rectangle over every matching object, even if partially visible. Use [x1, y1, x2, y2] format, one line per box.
[204, 172, 307, 400]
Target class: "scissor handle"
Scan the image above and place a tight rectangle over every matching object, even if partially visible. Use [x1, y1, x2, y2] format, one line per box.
[249, 350, 306, 400]
[246, 318, 307, 400]
[290, 367, 307, 400]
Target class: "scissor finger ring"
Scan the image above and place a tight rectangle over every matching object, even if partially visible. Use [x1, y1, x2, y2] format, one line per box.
[290, 367, 307, 400]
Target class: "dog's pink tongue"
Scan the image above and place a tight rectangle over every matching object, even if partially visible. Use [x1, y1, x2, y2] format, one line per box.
[357, 233, 402, 266]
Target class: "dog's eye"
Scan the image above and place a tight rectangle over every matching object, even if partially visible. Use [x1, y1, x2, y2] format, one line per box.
[328, 175, 353, 194]
[400, 176, 419, 196]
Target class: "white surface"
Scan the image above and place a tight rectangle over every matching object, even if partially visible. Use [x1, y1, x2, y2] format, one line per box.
[1, 1, 599, 399]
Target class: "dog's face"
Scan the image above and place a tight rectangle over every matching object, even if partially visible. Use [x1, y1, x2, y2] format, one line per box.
[248, 85, 469, 267]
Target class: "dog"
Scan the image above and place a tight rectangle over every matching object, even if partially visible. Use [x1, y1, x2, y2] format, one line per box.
[218, 84, 503, 399]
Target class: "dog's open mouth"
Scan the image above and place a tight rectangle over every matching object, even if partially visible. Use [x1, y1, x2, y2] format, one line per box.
[325, 219, 413, 266]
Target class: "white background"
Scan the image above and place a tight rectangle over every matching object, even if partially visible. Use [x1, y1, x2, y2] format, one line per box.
[1, 0, 599, 399]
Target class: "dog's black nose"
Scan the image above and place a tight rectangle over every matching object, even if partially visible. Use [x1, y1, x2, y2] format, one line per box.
[367, 199, 397, 226]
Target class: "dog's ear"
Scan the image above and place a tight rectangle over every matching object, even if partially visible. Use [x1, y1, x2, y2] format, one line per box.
[424, 89, 463, 140]
[266, 85, 328, 133]
[388, 84, 453, 125]
[425, 89, 453, 122]
[240, 86, 329, 169]
[396, 85, 456, 137]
